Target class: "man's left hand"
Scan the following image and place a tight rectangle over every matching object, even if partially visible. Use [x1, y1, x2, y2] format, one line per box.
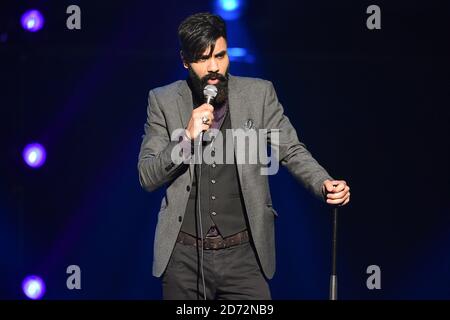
[322, 179, 350, 206]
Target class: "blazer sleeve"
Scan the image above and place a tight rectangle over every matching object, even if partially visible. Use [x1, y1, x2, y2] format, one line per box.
[138, 89, 191, 192]
[263, 81, 333, 201]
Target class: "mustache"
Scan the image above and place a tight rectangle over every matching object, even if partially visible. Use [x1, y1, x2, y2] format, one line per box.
[201, 72, 227, 83]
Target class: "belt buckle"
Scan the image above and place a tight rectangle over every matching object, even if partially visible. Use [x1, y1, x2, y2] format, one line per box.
[203, 236, 223, 250]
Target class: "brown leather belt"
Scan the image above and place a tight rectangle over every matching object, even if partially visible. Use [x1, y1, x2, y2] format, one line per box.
[176, 230, 249, 250]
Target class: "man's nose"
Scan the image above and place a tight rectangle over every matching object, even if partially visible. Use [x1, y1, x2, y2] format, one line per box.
[207, 58, 219, 73]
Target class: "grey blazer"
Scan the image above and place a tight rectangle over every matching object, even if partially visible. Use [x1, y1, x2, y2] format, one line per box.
[138, 75, 332, 279]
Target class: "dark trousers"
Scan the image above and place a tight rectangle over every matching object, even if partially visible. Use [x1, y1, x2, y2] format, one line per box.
[162, 241, 271, 300]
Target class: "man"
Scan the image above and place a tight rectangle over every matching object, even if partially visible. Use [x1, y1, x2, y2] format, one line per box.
[138, 12, 350, 300]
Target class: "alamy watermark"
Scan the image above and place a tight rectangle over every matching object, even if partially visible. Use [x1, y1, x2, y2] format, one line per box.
[66, 265, 81, 290]
[366, 5, 381, 30]
[66, 5, 81, 30]
[366, 264, 381, 290]
[64, 5, 380, 31]
[170, 128, 280, 175]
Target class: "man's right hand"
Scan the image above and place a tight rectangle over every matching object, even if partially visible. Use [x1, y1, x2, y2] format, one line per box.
[185, 103, 215, 140]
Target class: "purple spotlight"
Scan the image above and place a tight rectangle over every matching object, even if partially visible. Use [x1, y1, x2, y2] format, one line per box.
[22, 275, 46, 300]
[23, 143, 47, 168]
[21, 10, 45, 32]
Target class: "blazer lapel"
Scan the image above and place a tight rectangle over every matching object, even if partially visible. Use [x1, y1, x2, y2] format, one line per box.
[176, 81, 195, 180]
[227, 75, 247, 190]
[176, 80, 193, 129]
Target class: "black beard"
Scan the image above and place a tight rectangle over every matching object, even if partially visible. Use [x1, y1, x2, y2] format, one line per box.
[187, 67, 229, 107]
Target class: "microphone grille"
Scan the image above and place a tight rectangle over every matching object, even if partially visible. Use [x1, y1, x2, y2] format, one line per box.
[203, 84, 218, 99]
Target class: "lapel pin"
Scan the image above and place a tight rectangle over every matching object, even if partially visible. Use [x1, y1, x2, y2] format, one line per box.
[244, 119, 254, 130]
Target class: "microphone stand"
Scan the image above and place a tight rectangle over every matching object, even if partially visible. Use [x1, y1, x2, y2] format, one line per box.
[196, 94, 215, 300]
[329, 206, 338, 300]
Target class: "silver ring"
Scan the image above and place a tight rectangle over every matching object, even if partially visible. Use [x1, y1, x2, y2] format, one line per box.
[201, 115, 209, 124]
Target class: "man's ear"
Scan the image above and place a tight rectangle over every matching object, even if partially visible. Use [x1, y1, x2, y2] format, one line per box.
[180, 51, 189, 69]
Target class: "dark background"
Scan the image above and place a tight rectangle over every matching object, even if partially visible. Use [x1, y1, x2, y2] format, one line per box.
[1, 0, 449, 299]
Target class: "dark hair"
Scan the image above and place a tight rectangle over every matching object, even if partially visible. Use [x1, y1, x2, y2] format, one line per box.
[178, 12, 227, 63]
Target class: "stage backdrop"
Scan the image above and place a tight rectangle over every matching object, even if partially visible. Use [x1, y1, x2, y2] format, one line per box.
[1, 0, 449, 299]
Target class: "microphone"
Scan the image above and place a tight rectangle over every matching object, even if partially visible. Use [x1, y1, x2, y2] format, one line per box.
[200, 84, 217, 134]
[203, 84, 218, 105]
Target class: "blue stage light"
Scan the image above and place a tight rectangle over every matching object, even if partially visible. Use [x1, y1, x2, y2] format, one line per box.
[228, 47, 255, 63]
[22, 275, 46, 300]
[21, 10, 45, 32]
[214, 0, 245, 20]
[221, 0, 239, 11]
[23, 143, 47, 168]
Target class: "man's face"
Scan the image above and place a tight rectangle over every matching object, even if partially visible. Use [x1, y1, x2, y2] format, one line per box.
[184, 36, 230, 105]
[188, 36, 229, 84]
